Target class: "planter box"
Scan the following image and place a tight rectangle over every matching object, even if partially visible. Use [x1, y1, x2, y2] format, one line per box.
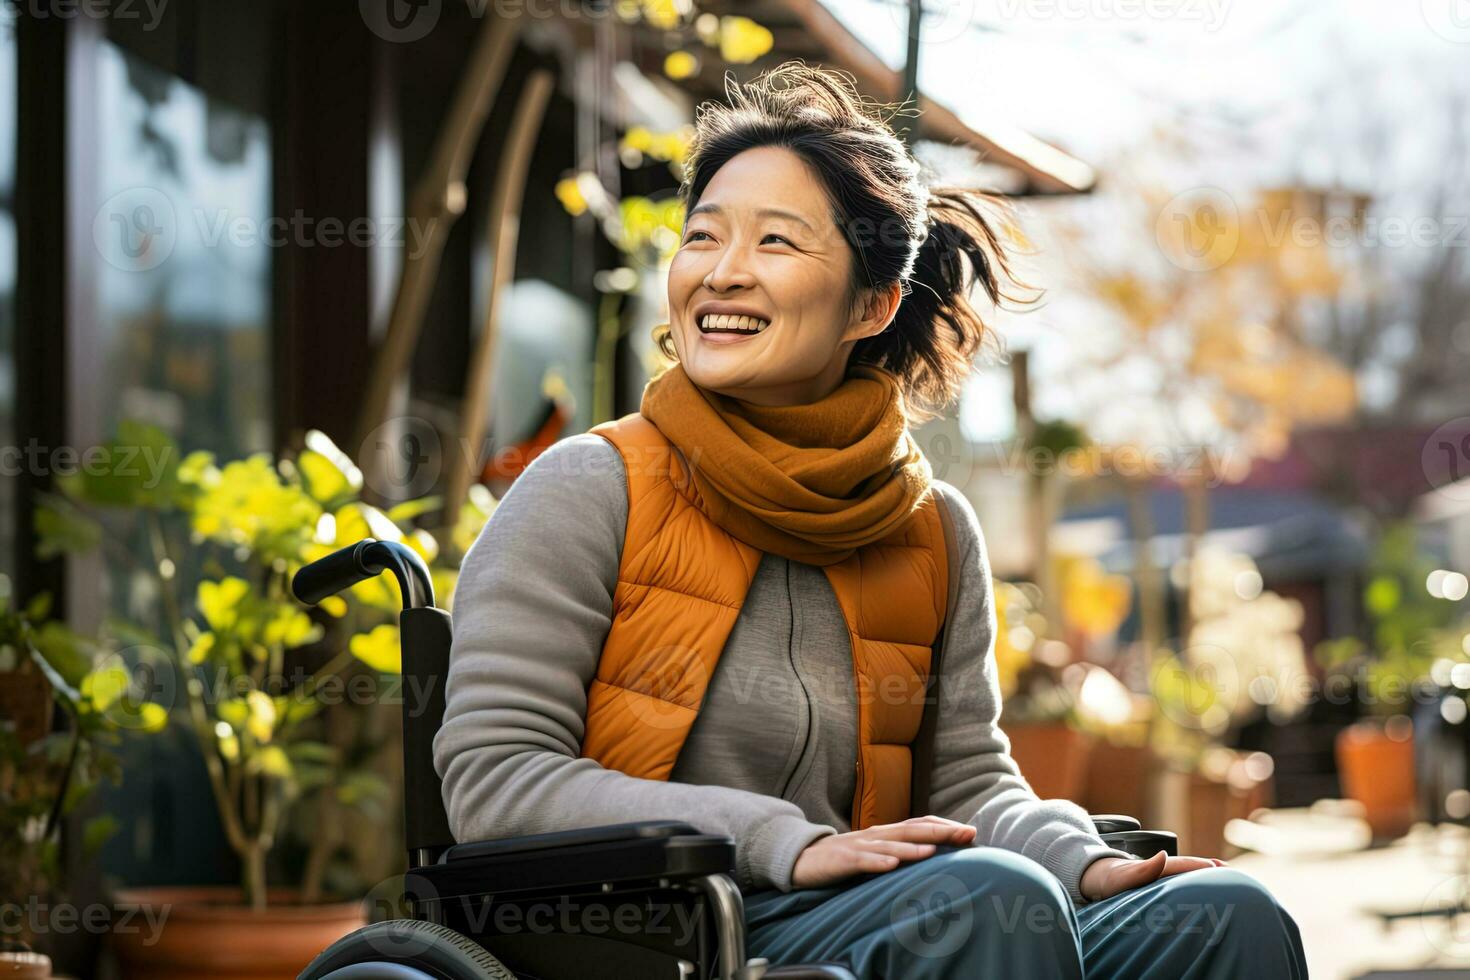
[1004, 722, 1093, 801]
[1082, 741, 1155, 823]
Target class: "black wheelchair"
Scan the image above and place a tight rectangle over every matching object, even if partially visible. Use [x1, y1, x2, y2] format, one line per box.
[291, 539, 1178, 980]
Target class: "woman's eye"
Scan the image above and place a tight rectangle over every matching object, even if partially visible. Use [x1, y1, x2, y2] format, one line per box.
[685, 230, 712, 243]
[763, 233, 792, 246]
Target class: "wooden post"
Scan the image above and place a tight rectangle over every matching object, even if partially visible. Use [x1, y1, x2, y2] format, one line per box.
[445, 68, 557, 527]
[353, 17, 522, 498]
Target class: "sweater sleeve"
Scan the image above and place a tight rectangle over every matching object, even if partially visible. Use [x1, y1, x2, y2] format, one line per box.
[924, 482, 1138, 905]
[432, 433, 836, 893]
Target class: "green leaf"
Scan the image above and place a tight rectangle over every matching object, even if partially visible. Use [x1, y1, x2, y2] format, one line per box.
[34, 496, 102, 559]
[262, 608, 321, 649]
[217, 698, 250, 729]
[255, 745, 293, 779]
[198, 577, 250, 632]
[69, 420, 182, 508]
[386, 496, 444, 524]
[25, 592, 54, 621]
[81, 665, 130, 712]
[349, 625, 401, 673]
[298, 433, 364, 508]
[187, 631, 217, 665]
[337, 770, 389, 807]
[106, 700, 168, 733]
[82, 815, 120, 856]
[29, 624, 93, 701]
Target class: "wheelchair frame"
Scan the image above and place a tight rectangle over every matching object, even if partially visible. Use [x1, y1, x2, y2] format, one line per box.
[292, 538, 1176, 980]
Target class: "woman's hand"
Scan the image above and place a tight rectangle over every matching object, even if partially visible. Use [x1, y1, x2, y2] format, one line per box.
[1080, 850, 1227, 902]
[791, 815, 978, 889]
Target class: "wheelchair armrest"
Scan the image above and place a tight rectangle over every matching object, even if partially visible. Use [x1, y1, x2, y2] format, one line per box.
[1091, 814, 1141, 835]
[1091, 813, 1178, 858]
[411, 821, 736, 902]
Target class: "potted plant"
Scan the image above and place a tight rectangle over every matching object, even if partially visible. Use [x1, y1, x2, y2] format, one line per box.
[0, 592, 166, 978]
[1321, 524, 1463, 841]
[36, 422, 489, 980]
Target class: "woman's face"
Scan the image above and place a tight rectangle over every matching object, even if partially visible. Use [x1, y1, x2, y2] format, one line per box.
[666, 145, 901, 406]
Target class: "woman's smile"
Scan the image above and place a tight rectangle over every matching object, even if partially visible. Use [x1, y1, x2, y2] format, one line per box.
[697, 312, 773, 345]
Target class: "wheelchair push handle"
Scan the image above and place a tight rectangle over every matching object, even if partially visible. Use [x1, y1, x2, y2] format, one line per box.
[292, 538, 436, 611]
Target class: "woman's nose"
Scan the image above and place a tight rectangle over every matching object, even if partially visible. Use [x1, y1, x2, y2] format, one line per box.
[702, 244, 757, 292]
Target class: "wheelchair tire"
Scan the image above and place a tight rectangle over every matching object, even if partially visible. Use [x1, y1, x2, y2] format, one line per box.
[298, 919, 517, 980]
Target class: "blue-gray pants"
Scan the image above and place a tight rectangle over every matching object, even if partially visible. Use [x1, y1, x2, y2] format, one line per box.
[743, 846, 1308, 978]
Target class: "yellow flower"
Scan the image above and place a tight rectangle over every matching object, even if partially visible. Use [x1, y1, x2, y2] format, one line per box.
[198, 577, 250, 632]
[664, 50, 699, 80]
[718, 16, 773, 64]
[190, 455, 321, 558]
[555, 176, 588, 217]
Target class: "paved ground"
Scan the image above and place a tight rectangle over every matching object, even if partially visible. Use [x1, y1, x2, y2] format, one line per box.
[1228, 808, 1470, 979]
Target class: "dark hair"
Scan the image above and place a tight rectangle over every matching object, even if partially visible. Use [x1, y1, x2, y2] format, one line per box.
[654, 60, 1035, 424]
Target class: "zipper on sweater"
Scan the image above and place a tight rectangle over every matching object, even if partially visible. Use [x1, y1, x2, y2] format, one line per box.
[778, 559, 813, 800]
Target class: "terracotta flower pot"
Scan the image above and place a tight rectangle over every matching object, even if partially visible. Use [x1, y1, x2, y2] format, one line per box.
[109, 887, 366, 980]
[1335, 716, 1417, 840]
[1082, 741, 1154, 821]
[1004, 722, 1093, 801]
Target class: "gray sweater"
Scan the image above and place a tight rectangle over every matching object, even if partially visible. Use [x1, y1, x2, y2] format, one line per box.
[432, 433, 1134, 903]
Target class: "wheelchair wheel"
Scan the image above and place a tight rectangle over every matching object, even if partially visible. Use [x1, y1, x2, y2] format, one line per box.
[298, 919, 517, 980]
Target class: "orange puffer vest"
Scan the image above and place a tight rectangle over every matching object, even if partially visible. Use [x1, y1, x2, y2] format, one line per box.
[578, 413, 951, 830]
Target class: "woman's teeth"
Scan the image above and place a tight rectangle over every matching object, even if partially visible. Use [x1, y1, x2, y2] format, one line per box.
[699, 314, 770, 334]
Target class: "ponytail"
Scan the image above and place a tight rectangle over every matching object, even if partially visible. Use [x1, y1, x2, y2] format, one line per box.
[852, 187, 1036, 425]
[677, 62, 1037, 424]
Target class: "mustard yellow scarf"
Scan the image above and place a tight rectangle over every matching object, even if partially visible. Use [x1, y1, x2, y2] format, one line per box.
[640, 361, 933, 566]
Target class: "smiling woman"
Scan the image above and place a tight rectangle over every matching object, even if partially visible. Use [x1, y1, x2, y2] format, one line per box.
[653, 63, 1028, 418]
[435, 61, 1307, 980]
